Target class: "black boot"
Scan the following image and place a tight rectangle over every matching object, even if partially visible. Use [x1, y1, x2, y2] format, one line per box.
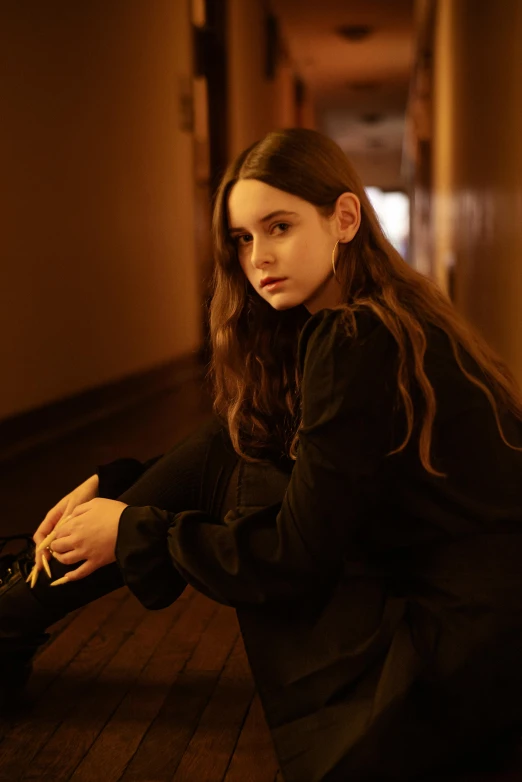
[0, 535, 52, 707]
[0, 532, 126, 709]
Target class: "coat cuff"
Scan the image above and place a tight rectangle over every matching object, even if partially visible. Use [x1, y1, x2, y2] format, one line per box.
[115, 505, 187, 609]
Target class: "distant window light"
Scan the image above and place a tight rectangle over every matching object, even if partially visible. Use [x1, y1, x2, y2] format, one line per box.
[366, 188, 410, 260]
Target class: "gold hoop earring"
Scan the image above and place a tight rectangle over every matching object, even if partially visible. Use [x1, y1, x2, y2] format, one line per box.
[332, 240, 340, 282]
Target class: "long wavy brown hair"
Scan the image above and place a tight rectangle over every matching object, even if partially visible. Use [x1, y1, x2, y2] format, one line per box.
[206, 127, 522, 476]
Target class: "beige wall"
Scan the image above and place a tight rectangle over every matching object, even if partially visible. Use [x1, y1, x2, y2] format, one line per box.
[432, 0, 522, 381]
[228, 0, 276, 159]
[274, 57, 297, 129]
[432, 0, 455, 294]
[227, 0, 307, 159]
[0, 0, 201, 421]
[298, 83, 317, 131]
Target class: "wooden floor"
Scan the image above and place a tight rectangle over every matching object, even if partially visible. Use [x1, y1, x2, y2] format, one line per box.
[0, 373, 281, 781]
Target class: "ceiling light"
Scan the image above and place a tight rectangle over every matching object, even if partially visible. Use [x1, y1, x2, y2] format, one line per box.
[347, 80, 381, 91]
[361, 113, 383, 125]
[336, 25, 373, 42]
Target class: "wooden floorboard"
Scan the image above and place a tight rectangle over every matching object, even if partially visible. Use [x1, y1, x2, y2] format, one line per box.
[2, 593, 147, 779]
[224, 694, 280, 782]
[119, 601, 242, 781]
[68, 590, 218, 782]
[26, 596, 195, 781]
[171, 634, 255, 781]
[0, 374, 280, 781]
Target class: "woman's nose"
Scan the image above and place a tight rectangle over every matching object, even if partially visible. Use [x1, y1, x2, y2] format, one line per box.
[250, 237, 273, 268]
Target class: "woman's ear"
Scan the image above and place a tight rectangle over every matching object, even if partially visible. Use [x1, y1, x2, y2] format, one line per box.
[335, 192, 361, 241]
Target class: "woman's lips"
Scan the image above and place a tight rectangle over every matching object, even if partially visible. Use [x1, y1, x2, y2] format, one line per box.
[263, 278, 287, 292]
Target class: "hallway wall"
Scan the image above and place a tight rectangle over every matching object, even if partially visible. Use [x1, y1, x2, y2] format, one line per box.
[0, 0, 201, 422]
[432, 0, 522, 381]
[227, 0, 311, 160]
[227, 0, 277, 159]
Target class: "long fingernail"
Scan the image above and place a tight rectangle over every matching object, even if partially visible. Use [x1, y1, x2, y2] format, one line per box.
[30, 567, 39, 589]
[36, 536, 54, 554]
[50, 576, 69, 587]
[26, 565, 35, 583]
[42, 556, 52, 578]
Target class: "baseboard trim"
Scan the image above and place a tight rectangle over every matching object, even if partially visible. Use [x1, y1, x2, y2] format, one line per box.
[0, 350, 208, 465]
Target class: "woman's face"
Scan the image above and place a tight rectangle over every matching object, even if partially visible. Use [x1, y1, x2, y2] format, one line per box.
[227, 180, 344, 314]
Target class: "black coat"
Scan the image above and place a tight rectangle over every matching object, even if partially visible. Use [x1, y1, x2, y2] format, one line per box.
[98, 308, 522, 781]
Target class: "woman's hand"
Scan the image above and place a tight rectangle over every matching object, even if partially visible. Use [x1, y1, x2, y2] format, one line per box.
[30, 474, 100, 586]
[35, 497, 129, 585]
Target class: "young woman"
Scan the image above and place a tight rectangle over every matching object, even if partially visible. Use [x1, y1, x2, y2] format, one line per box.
[2, 127, 522, 781]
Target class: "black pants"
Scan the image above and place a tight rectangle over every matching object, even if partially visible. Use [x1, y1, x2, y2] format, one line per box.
[30, 416, 292, 627]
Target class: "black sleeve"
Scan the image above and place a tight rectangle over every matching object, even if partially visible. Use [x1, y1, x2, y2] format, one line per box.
[96, 454, 164, 500]
[114, 309, 397, 610]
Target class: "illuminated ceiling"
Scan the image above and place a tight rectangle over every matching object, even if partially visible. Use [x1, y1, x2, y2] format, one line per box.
[269, 0, 415, 189]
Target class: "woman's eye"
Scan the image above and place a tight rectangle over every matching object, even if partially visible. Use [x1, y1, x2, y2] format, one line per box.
[233, 224, 289, 247]
[235, 234, 252, 246]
